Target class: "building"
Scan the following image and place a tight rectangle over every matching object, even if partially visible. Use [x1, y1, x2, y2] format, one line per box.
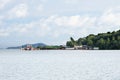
[24, 44, 34, 50]
[93, 47, 99, 50]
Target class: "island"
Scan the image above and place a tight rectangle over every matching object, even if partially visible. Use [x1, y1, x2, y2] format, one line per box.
[7, 29, 120, 50]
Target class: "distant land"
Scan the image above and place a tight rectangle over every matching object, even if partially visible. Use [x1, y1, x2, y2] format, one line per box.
[7, 43, 46, 49]
[66, 29, 120, 50]
[7, 29, 120, 50]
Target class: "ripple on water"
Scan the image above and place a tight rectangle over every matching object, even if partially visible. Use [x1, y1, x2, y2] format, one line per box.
[0, 50, 120, 80]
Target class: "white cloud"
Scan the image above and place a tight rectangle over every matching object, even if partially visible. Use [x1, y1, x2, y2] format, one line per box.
[100, 7, 120, 26]
[54, 15, 96, 28]
[29, 4, 44, 16]
[37, 4, 44, 12]
[36, 15, 97, 37]
[1, 6, 120, 40]
[0, 0, 12, 9]
[65, 0, 79, 4]
[4, 20, 51, 37]
[0, 32, 9, 37]
[8, 3, 28, 18]
[0, 16, 3, 26]
[0, 29, 9, 37]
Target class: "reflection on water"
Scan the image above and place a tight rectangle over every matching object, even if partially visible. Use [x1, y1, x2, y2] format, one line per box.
[0, 50, 120, 80]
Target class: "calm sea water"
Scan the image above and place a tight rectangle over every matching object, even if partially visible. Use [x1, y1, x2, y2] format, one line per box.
[0, 50, 120, 80]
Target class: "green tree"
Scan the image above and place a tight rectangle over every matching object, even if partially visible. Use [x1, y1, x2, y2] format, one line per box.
[66, 41, 74, 47]
[105, 38, 110, 49]
[87, 39, 93, 46]
[70, 37, 77, 46]
[96, 38, 105, 49]
[66, 29, 120, 49]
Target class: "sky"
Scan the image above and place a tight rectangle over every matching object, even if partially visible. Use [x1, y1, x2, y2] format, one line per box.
[0, 0, 120, 48]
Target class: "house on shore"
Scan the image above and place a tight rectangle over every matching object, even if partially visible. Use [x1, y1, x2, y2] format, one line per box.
[74, 45, 92, 50]
[93, 47, 99, 50]
[22, 44, 35, 50]
[66, 45, 99, 50]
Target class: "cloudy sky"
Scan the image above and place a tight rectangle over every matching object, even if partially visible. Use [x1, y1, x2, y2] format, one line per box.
[0, 0, 120, 48]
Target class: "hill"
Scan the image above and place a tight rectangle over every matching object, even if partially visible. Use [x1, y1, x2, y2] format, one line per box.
[66, 29, 120, 50]
[7, 43, 46, 49]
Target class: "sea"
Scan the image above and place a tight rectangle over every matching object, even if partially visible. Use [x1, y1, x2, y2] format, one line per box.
[0, 50, 120, 80]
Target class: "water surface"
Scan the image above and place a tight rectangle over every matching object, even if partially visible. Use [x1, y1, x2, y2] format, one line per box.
[0, 50, 120, 80]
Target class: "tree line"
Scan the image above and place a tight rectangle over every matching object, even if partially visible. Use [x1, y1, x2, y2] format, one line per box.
[66, 29, 120, 50]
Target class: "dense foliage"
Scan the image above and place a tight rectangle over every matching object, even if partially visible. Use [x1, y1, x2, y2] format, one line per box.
[37, 45, 65, 50]
[66, 30, 120, 50]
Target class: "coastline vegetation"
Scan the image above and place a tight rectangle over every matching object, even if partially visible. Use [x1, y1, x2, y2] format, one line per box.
[37, 45, 65, 50]
[66, 29, 120, 50]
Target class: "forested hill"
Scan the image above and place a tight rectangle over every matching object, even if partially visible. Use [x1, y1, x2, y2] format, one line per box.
[66, 29, 120, 50]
